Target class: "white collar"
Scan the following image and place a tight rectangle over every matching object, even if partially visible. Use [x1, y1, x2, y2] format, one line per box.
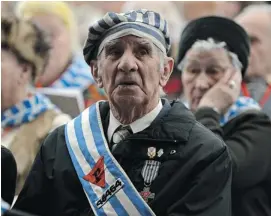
[107, 100, 163, 142]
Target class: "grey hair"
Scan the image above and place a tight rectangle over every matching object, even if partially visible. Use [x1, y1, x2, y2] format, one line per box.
[156, 47, 167, 97]
[178, 38, 243, 72]
[157, 48, 166, 72]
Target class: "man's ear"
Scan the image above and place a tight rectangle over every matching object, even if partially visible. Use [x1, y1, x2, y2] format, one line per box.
[90, 60, 103, 88]
[159, 57, 174, 87]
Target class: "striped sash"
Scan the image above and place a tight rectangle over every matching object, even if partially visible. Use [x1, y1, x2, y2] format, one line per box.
[65, 101, 156, 216]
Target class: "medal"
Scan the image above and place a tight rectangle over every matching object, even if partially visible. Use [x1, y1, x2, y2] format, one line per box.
[147, 147, 156, 159]
[140, 186, 155, 202]
[140, 160, 161, 203]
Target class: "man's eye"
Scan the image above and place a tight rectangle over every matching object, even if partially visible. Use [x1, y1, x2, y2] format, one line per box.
[109, 49, 122, 56]
[138, 49, 148, 55]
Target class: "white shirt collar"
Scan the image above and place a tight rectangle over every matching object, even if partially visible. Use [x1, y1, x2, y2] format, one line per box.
[107, 100, 163, 142]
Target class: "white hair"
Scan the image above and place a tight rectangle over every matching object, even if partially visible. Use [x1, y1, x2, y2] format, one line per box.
[178, 38, 243, 72]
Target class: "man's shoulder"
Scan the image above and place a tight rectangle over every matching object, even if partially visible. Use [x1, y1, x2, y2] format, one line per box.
[42, 124, 66, 154]
[162, 100, 226, 152]
[190, 121, 226, 152]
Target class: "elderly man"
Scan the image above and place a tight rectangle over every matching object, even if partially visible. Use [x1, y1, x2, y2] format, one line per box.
[178, 16, 271, 216]
[14, 10, 232, 216]
[235, 4, 271, 118]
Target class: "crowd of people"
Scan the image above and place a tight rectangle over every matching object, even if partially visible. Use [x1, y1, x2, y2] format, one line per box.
[1, 1, 271, 216]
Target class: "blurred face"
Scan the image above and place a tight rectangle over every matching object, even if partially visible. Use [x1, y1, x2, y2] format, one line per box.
[236, 13, 271, 79]
[215, 1, 241, 18]
[181, 48, 233, 110]
[1, 49, 31, 111]
[91, 35, 173, 109]
[32, 14, 72, 86]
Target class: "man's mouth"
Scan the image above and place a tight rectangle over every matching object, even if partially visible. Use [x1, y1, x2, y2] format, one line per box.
[118, 81, 137, 86]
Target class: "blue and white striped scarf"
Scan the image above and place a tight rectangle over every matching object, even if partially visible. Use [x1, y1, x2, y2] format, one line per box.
[183, 96, 261, 126]
[1, 93, 58, 128]
[220, 96, 261, 126]
[50, 55, 95, 90]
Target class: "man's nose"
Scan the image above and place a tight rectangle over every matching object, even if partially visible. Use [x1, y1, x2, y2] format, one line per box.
[195, 72, 210, 90]
[117, 50, 138, 73]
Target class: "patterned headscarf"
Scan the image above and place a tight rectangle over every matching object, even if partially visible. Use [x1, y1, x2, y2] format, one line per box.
[1, 15, 50, 80]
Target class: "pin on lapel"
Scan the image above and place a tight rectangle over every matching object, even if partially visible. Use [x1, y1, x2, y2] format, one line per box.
[157, 149, 164, 157]
[147, 147, 156, 159]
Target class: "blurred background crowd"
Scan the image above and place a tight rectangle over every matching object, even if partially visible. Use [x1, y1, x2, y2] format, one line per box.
[2, 1, 270, 102]
[1, 1, 271, 214]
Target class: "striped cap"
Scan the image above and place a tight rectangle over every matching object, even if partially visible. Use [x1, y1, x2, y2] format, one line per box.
[83, 9, 171, 65]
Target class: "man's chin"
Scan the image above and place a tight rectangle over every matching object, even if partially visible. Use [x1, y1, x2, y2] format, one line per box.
[111, 94, 143, 107]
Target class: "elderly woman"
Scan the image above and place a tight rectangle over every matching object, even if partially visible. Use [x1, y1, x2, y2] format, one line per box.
[178, 16, 271, 216]
[1, 15, 70, 194]
[16, 1, 106, 107]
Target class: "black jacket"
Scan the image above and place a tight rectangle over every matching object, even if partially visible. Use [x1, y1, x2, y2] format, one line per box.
[195, 107, 271, 216]
[14, 100, 232, 216]
[1, 146, 17, 205]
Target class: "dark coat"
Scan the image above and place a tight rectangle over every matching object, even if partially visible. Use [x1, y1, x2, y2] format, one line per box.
[195, 107, 271, 216]
[14, 100, 232, 216]
[1, 146, 17, 205]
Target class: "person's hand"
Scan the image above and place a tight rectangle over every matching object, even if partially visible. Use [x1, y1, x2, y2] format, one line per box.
[198, 68, 242, 114]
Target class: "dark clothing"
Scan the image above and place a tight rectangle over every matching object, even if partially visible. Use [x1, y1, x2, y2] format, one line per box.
[195, 107, 271, 216]
[15, 100, 232, 216]
[1, 146, 17, 205]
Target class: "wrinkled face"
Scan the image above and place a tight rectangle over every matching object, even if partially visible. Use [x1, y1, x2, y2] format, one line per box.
[32, 14, 72, 85]
[91, 35, 173, 108]
[1, 49, 31, 110]
[236, 13, 271, 78]
[181, 48, 233, 110]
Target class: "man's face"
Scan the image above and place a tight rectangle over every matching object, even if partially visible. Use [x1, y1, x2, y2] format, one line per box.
[32, 14, 72, 86]
[1, 50, 30, 110]
[91, 35, 173, 108]
[236, 13, 271, 79]
[182, 48, 233, 111]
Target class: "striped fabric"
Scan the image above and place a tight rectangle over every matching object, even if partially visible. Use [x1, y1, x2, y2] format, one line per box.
[83, 9, 171, 64]
[1, 93, 58, 128]
[182, 96, 261, 126]
[220, 96, 261, 126]
[65, 101, 156, 216]
[50, 55, 96, 90]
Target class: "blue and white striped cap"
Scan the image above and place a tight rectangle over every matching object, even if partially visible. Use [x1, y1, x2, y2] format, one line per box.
[83, 9, 171, 65]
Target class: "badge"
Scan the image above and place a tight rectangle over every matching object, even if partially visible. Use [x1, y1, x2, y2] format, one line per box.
[147, 147, 156, 159]
[157, 149, 164, 157]
[84, 156, 106, 188]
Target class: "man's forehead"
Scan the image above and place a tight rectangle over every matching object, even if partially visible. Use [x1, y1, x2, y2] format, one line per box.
[104, 36, 153, 47]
